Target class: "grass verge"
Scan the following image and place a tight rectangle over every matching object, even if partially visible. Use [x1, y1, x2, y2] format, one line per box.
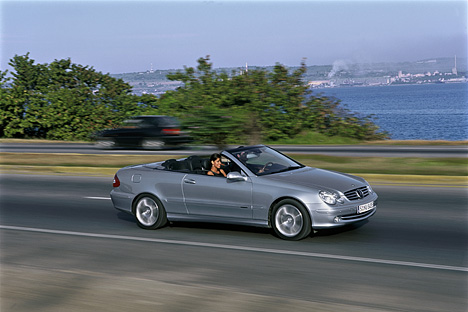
[1, 152, 467, 177]
[1, 152, 467, 186]
[293, 154, 468, 176]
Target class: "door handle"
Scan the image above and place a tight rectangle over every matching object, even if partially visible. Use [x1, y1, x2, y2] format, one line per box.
[183, 179, 196, 184]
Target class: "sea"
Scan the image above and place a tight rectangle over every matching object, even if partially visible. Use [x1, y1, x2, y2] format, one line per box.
[316, 83, 468, 141]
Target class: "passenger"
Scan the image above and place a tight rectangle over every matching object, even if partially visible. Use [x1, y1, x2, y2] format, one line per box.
[207, 153, 227, 177]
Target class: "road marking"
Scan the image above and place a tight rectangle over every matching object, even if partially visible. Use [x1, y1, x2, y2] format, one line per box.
[84, 196, 111, 200]
[1, 225, 467, 273]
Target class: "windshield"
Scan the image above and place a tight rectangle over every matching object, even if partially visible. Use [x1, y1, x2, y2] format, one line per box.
[229, 146, 304, 176]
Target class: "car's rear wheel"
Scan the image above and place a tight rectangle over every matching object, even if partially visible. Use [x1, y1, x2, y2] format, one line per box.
[134, 195, 167, 230]
[141, 139, 164, 149]
[272, 199, 311, 240]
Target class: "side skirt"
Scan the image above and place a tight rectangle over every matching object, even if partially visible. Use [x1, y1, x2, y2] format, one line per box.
[166, 213, 270, 228]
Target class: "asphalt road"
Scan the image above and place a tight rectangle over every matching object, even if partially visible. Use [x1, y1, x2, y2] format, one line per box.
[1, 142, 467, 157]
[1, 174, 467, 312]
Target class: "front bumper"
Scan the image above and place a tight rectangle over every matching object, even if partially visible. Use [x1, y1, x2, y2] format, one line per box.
[308, 196, 378, 229]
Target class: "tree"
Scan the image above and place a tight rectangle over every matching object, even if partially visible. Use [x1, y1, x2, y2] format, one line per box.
[163, 56, 387, 145]
[1, 54, 141, 140]
[0, 70, 21, 137]
[164, 56, 245, 147]
[1, 54, 388, 143]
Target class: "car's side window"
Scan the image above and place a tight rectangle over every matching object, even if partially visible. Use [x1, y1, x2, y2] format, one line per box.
[219, 156, 230, 174]
[138, 119, 154, 128]
[222, 155, 248, 176]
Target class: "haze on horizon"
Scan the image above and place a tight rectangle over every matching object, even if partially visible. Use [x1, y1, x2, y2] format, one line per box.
[1, 0, 466, 74]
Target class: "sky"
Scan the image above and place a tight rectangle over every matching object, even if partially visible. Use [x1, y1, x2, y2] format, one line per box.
[1, 0, 467, 74]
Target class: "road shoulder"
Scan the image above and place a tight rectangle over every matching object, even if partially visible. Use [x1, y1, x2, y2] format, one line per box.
[1, 165, 466, 187]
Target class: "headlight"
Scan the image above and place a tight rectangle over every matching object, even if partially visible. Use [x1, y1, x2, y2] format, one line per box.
[367, 185, 373, 194]
[319, 190, 344, 205]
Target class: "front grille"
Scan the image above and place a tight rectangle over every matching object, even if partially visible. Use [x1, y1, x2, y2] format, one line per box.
[344, 186, 370, 201]
[340, 209, 375, 220]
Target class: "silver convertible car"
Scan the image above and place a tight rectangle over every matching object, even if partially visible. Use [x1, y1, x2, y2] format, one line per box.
[110, 145, 377, 240]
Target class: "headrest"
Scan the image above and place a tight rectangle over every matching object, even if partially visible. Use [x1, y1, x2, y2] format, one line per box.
[201, 159, 211, 170]
[187, 155, 202, 171]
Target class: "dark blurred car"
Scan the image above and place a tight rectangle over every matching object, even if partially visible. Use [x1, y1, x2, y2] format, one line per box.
[93, 115, 192, 149]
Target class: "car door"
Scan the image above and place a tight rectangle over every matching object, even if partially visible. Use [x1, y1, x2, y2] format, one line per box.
[182, 173, 253, 219]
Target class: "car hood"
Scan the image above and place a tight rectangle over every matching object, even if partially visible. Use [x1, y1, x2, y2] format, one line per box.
[264, 167, 367, 192]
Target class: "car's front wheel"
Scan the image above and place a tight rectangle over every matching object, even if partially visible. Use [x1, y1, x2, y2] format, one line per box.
[133, 195, 167, 230]
[272, 199, 311, 240]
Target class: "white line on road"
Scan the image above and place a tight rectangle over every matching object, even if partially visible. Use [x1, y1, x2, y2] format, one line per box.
[1, 225, 467, 273]
[84, 197, 111, 200]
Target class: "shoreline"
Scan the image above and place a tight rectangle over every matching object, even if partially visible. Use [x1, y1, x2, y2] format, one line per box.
[311, 80, 468, 90]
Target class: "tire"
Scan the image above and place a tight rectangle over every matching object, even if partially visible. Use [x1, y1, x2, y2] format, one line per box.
[95, 139, 115, 149]
[272, 199, 311, 240]
[141, 139, 164, 150]
[133, 194, 168, 230]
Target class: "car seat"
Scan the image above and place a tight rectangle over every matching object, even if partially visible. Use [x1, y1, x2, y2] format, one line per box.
[186, 156, 206, 174]
[201, 159, 211, 172]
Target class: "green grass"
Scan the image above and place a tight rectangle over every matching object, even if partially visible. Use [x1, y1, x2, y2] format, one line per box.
[264, 131, 361, 145]
[0, 153, 170, 168]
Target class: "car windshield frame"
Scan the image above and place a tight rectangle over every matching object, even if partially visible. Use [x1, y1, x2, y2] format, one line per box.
[226, 145, 305, 176]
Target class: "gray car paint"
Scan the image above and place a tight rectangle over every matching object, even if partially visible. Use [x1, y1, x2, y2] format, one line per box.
[110, 145, 377, 232]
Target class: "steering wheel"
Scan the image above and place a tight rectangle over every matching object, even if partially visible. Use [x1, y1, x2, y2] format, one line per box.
[259, 162, 274, 173]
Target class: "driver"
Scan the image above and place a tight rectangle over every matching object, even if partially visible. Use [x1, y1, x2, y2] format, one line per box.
[258, 162, 274, 174]
[235, 150, 270, 174]
[236, 151, 248, 163]
[207, 153, 227, 177]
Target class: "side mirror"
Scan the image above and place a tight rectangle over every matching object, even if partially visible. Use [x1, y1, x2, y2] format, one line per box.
[227, 172, 248, 182]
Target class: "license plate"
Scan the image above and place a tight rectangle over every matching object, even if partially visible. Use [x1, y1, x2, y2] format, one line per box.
[358, 201, 374, 214]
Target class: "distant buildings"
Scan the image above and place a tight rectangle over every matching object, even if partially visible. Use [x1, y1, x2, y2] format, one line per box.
[115, 57, 467, 95]
[309, 56, 466, 88]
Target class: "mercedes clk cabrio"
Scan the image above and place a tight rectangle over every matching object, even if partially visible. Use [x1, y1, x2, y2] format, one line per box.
[110, 145, 377, 240]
